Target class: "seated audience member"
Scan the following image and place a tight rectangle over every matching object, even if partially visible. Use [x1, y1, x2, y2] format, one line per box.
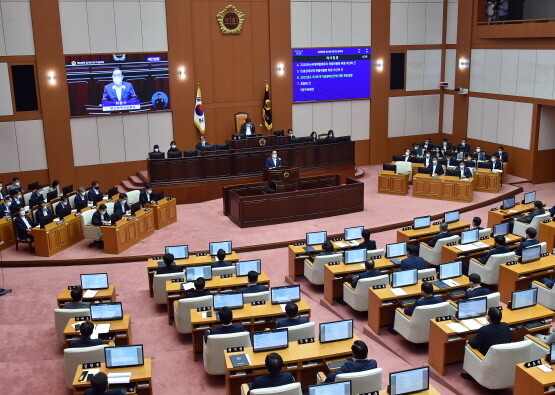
[35, 201, 53, 224]
[493, 146, 509, 162]
[287, 129, 295, 139]
[517, 201, 545, 224]
[317, 240, 335, 256]
[325, 340, 377, 383]
[69, 321, 104, 348]
[249, 353, 295, 392]
[428, 157, 444, 176]
[309, 131, 318, 142]
[402, 149, 412, 162]
[204, 306, 246, 341]
[445, 153, 459, 168]
[139, 184, 155, 205]
[404, 282, 443, 316]
[29, 185, 45, 208]
[440, 138, 451, 152]
[536, 327, 555, 344]
[467, 307, 511, 355]
[212, 248, 232, 268]
[324, 129, 335, 142]
[474, 146, 488, 162]
[458, 138, 471, 154]
[515, 227, 539, 256]
[350, 259, 381, 288]
[6, 177, 23, 194]
[85, 372, 124, 395]
[400, 244, 425, 271]
[63, 287, 91, 309]
[472, 217, 483, 230]
[274, 302, 309, 329]
[74, 186, 89, 211]
[464, 154, 476, 168]
[91, 204, 110, 226]
[423, 152, 432, 168]
[51, 179, 61, 196]
[185, 277, 211, 298]
[421, 138, 433, 151]
[14, 207, 37, 242]
[0, 180, 4, 199]
[411, 143, 423, 157]
[55, 196, 71, 218]
[427, 222, 452, 248]
[478, 235, 509, 264]
[0, 196, 12, 217]
[87, 181, 102, 203]
[195, 135, 211, 151]
[239, 271, 267, 293]
[156, 253, 182, 275]
[168, 140, 180, 155]
[113, 193, 130, 214]
[550, 204, 555, 217]
[458, 162, 472, 179]
[358, 229, 377, 250]
[462, 273, 490, 299]
[11, 190, 24, 209]
[488, 155, 503, 171]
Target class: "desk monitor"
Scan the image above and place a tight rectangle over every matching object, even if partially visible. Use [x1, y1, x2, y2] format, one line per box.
[165, 245, 189, 260]
[413, 215, 431, 230]
[493, 222, 510, 237]
[167, 150, 182, 158]
[130, 202, 141, 215]
[110, 212, 123, 226]
[344, 226, 364, 241]
[550, 343, 555, 364]
[444, 210, 460, 224]
[236, 260, 261, 277]
[209, 241, 232, 256]
[39, 214, 54, 228]
[457, 297, 487, 320]
[105, 345, 144, 368]
[253, 328, 289, 352]
[502, 196, 516, 210]
[439, 261, 462, 280]
[389, 366, 429, 395]
[27, 181, 39, 191]
[418, 167, 432, 175]
[319, 319, 353, 344]
[446, 169, 460, 177]
[460, 229, 479, 245]
[391, 269, 418, 288]
[524, 191, 536, 205]
[213, 292, 244, 311]
[521, 244, 541, 264]
[306, 231, 327, 246]
[92, 193, 104, 205]
[81, 273, 109, 290]
[62, 185, 73, 196]
[271, 285, 301, 305]
[308, 381, 351, 395]
[107, 187, 119, 199]
[386, 242, 407, 259]
[344, 248, 367, 264]
[186, 265, 212, 282]
[511, 288, 537, 310]
[383, 163, 397, 172]
[90, 302, 123, 321]
[46, 190, 57, 202]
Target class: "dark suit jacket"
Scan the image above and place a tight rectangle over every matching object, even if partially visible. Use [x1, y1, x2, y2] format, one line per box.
[478, 246, 510, 264]
[211, 260, 232, 268]
[515, 238, 540, 256]
[411, 147, 424, 156]
[204, 324, 246, 342]
[488, 160, 503, 171]
[427, 163, 444, 176]
[102, 81, 138, 102]
[11, 197, 23, 208]
[0, 203, 10, 216]
[400, 255, 425, 271]
[91, 211, 110, 226]
[265, 157, 282, 169]
[29, 192, 44, 208]
[468, 322, 511, 355]
[74, 194, 88, 210]
[493, 152, 509, 162]
[458, 144, 471, 153]
[139, 190, 152, 205]
[84, 389, 124, 395]
[250, 372, 295, 391]
[458, 167, 473, 178]
[239, 284, 267, 294]
[14, 215, 38, 239]
[518, 209, 546, 224]
[462, 286, 490, 300]
[358, 240, 377, 251]
[240, 122, 256, 136]
[475, 152, 488, 162]
[185, 289, 211, 298]
[195, 142, 212, 151]
[35, 208, 53, 223]
[325, 359, 378, 383]
[427, 232, 453, 248]
[351, 270, 382, 288]
[113, 201, 130, 213]
[274, 317, 309, 329]
[550, 206, 555, 217]
[69, 338, 104, 348]
[404, 295, 443, 316]
[87, 189, 101, 203]
[445, 158, 459, 167]
[156, 264, 183, 275]
[56, 203, 70, 217]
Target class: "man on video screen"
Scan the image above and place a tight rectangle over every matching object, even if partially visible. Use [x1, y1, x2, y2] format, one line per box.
[102, 68, 138, 103]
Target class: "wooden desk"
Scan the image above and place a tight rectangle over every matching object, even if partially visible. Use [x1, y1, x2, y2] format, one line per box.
[412, 173, 474, 203]
[225, 337, 357, 395]
[72, 358, 152, 395]
[0, 217, 15, 250]
[367, 277, 469, 335]
[63, 315, 132, 347]
[56, 285, 116, 307]
[165, 272, 271, 323]
[146, 252, 240, 296]
[189, 299, 310, 360]
[540, 220, 555, 253]
[515, 358, 555, 395]
[487, 202, 535, 228]
[31, 213, 84, 257]
[378, 170, 409, 195]
[498, 255, 555, 302]
[378, 388, 440, 395]
[473, 169, 502, 193]
[441, 234, 521, 263]
[102, 208, 154, 254]
[429, 305, 554, 375]
[397, 221, 470, 244]
[144, 197, 177, 230]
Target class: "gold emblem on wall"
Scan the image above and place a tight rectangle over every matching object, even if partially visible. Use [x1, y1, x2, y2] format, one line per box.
[216, 5, 245, 35]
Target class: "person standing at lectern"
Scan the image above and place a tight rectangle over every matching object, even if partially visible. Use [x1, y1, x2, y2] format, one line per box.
[240, 118, 256, 136]
[265, 150, 282, 169]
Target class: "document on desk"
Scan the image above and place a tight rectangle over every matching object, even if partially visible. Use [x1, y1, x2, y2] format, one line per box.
[476, 317, 489, 326]
[181, 282, 195, 291]
[473, 242, 489, 248]
[390, 288, 407, 296]
[443, 279, 460, 287]
[91, 323, 110, 339]
[461, 319, 482, 331]
[83, 289, 98, 298]
[455, 244, 478, 252]
[334, 241, 349, 248]
[107, 372, 131, 384]
[446, 323, 468, 333]
[348, 240, 360, 247]
[538, 364, 553, 373]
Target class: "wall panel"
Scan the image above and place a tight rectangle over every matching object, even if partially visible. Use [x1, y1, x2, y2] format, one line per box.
[444, 49, 456, 90]
[467, 97, 483, 140]
[351, 1, 371, 46]
[499, 50, 518, 96]
[0, 121, 19, 172]
[0, 62, 13, 116]
[291, 1, 311, 48]
[140, 0, 168, 52]
[422, 94, 439, 133]
[147, 111, 173, 149]
[58, 1, 90, 54]
[331, 2, 351, 47]
[97, 116, 125, 164]
[513, 102, 533, 150]
[534, 50, 555, 100]
[114, 1, 143, 53]
[445, 0, 458, 44]
[388, 96, 406, 138]
[442, 94, 454, 134]
[86, 1, 117, 53]
[405, 95, 423, 135]
[1, 1, 35, 56]
[538, 105, 555, 151]
[14, 120, 47, 171]
[483, 49, 502, 94]
[70, 117, 100, 167]
[311, 1, 332, 47]
[123, 113, 150, 162]
[496, 100, 515, 147]
[469, 49, 485, 93]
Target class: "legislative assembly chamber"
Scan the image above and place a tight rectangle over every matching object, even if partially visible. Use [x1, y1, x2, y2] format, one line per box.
[2, 1, 555, 394]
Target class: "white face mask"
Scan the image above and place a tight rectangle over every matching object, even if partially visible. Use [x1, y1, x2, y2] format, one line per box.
[6, 202, 11, 207]
[272, 154, 277, 159]
[426, 155, 430, 158]
[154, 148, 159, 152]
[171, 145, 176, 149]
[476, 149, 480, 152]
[492, 158, 496, 162]
[433, 161, 437, 165]
[498, 151, 503, 154]
[19, 210, 25, 216]
[460, 165, 465, 169]
[42, 207, 47, 212]
[15, 182, 20, 186]
[122, 200, 127, 204]
[147, 190, 152, 194]
[405, 151, 410, 155]
[100, 210, 106, 215]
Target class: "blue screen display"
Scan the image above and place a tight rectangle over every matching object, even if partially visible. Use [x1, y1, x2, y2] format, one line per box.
[292, 47, 371, 103]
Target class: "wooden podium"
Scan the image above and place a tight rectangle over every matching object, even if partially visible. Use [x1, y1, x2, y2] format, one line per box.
[262, 167, 299, 192]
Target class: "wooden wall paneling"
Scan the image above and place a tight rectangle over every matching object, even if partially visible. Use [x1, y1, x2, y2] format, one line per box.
[355, 140, 370, 167]
[73, 160, 147, 191]
[0, 169, 49, 188]
[251, 1, 271, 132]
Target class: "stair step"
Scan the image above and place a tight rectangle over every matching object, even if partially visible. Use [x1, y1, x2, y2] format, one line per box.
[137, 171, 149, 184]
[128, 175, 145, 186]
[115, 184, 128, 193]
[121, 180, 140, 191]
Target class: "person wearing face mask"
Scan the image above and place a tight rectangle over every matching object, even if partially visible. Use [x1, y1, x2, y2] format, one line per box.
[488, 155, 503, 171]
[445, 153, 459, 168]
[402, 149, 412, 162]
[29, 186, 45, 208]
[411, 143, 423, 157]
[493, 146, 509, 162]
[428, 157, 444, 177]
[168, 140, 180, 155]
[0, 196, 12, 217]
[140, 184, 156, 205]
[56, 196, 71, 218]
[457, 139, 471, 154]
[0, 181, 4, 200]
[424, 152, 432, 168]
[14, 207, 38, 242]
[35, 201, 54, 224]
[92, 204, 110, 226]
[309, 131, 318, 142]
[101, 67, 138, 103]
[7, 177, 24, 195]
[458, 162, 472, 179]
[87, 181, 102, 203]
[10, 190, 24, 210]
[195, 135, 211, 151]
[240, 118, 256, 137]
[113, 193, 130, 214]
[74, 186, 89, 212]
[265, 150, 282, 169]
[421, 138, 433, 151]
[474, 146, 487, 162]
[149, 144, 165, 159]
[440, 138, 451, 152]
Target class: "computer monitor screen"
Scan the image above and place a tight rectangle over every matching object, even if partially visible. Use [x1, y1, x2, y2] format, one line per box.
[444, 210, 460, 224]
[271, 285, 301, 304]
[439, 261, 462, 280]
[213, 292, 244, 310]
[521, 245, 542, 264]
[344, 249, 367, 265]
[90, 302, 123, 321]
[235, 260, 261, 277]
[319, 319, 353, 343]
[389, 366, 429, 395]
[502, 196, 516, 210]
[62, 185, 73, 196]
[413, 215, 431, 230]
[130, 202, 141, 215]
[186, 265, 212, 282]
[306, 231, 327, 246]
[107, 187, 119, 199]
[46, 191, 58, 202]
[493, 222, 510, 237]
[457, 297, 487, 320]
[308, 381, 351, 395]
[550, 343, 555, 364]
[460, 229, 479, 245]
[253, 328, 289, 352]
[511, 288, 537, 310]
[209, 241, 232, 256]
[80, 273, 109, 290]
[344, 226, 364, 241]
[104, 345, 144, 368]
[386, 242, 407, 258]
[524, 191, 536, 205]
[165, 245, 189, 260]
[391, 270, 418, 288]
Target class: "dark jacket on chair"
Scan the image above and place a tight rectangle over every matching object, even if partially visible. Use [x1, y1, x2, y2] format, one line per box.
[69, 338, 104, 348]
[239, 284, 267, 294]
[250, 372, 295, 391]
[515, 238, 540, 256]
[404, 295, 443, 316]
[468, 322, 511, 355]
[204, 323, 246, 342]
[14, 215, 38, 239]
[351, 270, 382, 288]
[427, 232, 453, 248]
[91, 211, 110, 226]
[358, 240, 377, 251]
[325, 359, 378, 383]
[478, 246, 510, 264]
[462, 286, 490, 300]
[274, 317, 309, 329]
[400, 255, 425, 271]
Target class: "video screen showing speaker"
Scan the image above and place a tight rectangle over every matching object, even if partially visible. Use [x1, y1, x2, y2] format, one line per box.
[65, 53, 170, 116]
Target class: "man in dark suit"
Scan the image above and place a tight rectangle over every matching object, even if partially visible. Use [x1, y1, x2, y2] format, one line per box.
[10, 190, 24, 210]
[458, 163, 473, 179]
[156, 253, 183, 275]
[458, 139, 471, 154]
[185, 277, 211, 298]
[212, 248, 232, 268]
[474, 146, 488, 162]
[204, 306, 246, 342]
[400, 244, 426, 271]
[350, 259, 381, 288]
[85, 372, 124, 395]
[63, 287, 90, 309]
[92, 204, 110, 226]
[517, 201, 545, 224]
[240, 117, 256, 136]
[488, 156, 503, 171]
[69, 321, 104, 348]
[404, 282, 443, 316]
[411, 143, 424, 157]
[195, 135, 211, 151]
[421, 138, 433, 152]
[427, 222, 452, 248]
[55, 196, 71, 218]
[515, 227, 540, 256]
[472, 217, 483, 231]
[139, 185, 155, 205]
[428, 157, 444, 177]
[401, 149, 412, 162]
[29, 186, 45, 208]
[113, 193, 130, 214]
[88, 181, 101, 203]
[239, 271, 267, 294]
[445, 154, 459, 168]
[317, 240, 336, 256]
[6, 177, 23, 195]
[439, 138, 451, 152]
[467, 307, 511, 355]
[423, 152, 432, 168]
[74, 186, 89, 212]
[493, 146, 509, 162]
[249, 353, 295, 392]
[101, 68, 138, 103]
[274, 302, 309, 329]
[325, 340, 377, 382]
[265, 150, 282, 169]
[462, 273, 490, 299]
[35, 201, 53, 224]
[358, 229, 377, 250]
[0, 196, 12, 217]
[14, 207, 38, 242]
[0, 181, 4, 200]
[479, 235, 510, 264]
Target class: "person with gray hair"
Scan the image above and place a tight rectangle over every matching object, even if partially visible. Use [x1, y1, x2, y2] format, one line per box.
[426, 222, 453, 248]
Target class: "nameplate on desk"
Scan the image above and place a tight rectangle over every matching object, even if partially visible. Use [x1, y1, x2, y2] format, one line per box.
[293, 242, 304, 246]
[436, 315, 454, 322]
[447, 242, 457, 246]
[75, 316, 91, 321]
[541, 253, 550, 258]
[369, 255, 382, 259]
[359, 392, 379, 395]
[74, 213, 81, 217]
[126, 217, 133, 221]
[297, 337, 315, 344]
[332, 237, 342, 242]
[196, 253, 207, 257]
[152, 256, 163, 260]
[143, 207, 151, 211]
[82, 362, 101, 369]
[226, 346, 244, 353]
[480, 236, 489, 240]
[251, 300, 266, 306]
[220, 274, 232, 278]
[544, 219, 552, 223]
[171, 278, 184, 283]
[506, 261, 518, 266]
[524, 359, 542, 368]
[5, 217, 11, 221]
[372, 284, 386, 290]
[197, 306, 211, 312]
[402, 226, 412, 231]
[432, 221, 441, 226]
[166, 197, 173, 201]
[422, 276, 435, 282]
[490, 207, 498, 211]
[327, 261, 340, 266]
[67, 285, 80, 290]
